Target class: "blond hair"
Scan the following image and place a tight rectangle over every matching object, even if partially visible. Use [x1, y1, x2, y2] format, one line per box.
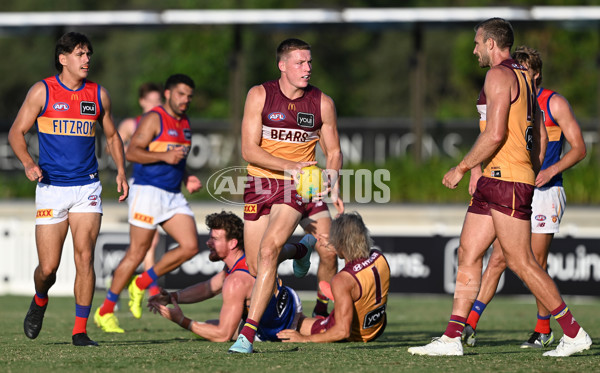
[329, 212, 372, 261]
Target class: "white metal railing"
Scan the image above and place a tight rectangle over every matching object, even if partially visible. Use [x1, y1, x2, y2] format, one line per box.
[0, 219, 76, 296]
[2, 7, 600, 28]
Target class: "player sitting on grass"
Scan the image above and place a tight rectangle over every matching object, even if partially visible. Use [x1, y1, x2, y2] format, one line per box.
[147, 211, 315, 342]
[276, 212, 390, 343]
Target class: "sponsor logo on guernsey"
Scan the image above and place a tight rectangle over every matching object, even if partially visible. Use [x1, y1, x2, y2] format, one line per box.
[168, 129, 178, 137]
[133, 212, 154, 224]
[525, 126, 533, 151]
[269, 128, 309, 142]
[288, 103, 296, 111]
[491, 170, 501, 178]
[244, 204, 257, 214]
[535, 215, 546, 221]
[268, 112, 286, 122]
[183, 128, 191, 140]
[80, 101, 97, 115]
[53, 102, 69, 111]
[276, 287, 289, 317]
[36, 209, 53, 218]
[363, 304, 386, 329]
[51, 119, 96, 136]
[71, 93, 79, 101]
[352, 254, 377, 272]
[297, 112, 314, 128]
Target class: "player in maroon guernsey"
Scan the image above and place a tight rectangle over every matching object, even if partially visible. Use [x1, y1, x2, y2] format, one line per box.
[277, 212, 390, 344]
[230, 38, 343, 353]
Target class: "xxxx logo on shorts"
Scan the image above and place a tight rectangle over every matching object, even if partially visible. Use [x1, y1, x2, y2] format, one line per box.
[133, 212, 154, 224]
[244, 204, 257, 214]
[36, 209, 53, 218]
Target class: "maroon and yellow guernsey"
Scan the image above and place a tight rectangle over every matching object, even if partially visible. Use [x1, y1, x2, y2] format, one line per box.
[247, 80, 323, 180]
[477, 59, 536, 185]
[342, 250, 390, 342]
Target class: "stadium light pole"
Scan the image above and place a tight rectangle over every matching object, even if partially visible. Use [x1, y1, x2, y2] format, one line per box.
[229, 22, 245, 170]
[410, 22, 425, 164]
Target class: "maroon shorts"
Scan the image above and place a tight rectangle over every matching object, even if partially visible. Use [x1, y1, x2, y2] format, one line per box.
[311, 309, 336, 335]
[243, 176, 328, 221]
[303, 199, 329, 219]
[468, 177, 534, 220]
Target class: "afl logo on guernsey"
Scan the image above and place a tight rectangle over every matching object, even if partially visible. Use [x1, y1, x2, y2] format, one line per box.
[53, 102, 69, 111]
[80, 101, 97, 115]
[168, 129, 178, 137]
[268, 112, 286, 122]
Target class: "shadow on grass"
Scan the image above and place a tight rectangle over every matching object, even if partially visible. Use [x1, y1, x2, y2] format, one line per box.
[240, 346, 300, 354]
[48, 337, 196, 346]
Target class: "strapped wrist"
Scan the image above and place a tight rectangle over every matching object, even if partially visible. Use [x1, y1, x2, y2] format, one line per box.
[179, 317, 192, 330]
[457, 161, 470, 174]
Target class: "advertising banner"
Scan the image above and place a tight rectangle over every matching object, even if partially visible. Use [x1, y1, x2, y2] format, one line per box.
[94, 233, 600, 296]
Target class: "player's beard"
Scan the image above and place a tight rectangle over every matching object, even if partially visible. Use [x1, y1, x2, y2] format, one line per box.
[478, 51, 492, 68]
[208, 250, 222, 262]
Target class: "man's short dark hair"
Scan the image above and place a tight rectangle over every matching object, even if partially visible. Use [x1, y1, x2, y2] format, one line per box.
[474, 18, 514, 51]
[138, 82, 162, 99]
[276, 38, 311, 63]
[55, 32, 93, 72]
[164, 74, 195, 91]
[205, 211, 244, 250]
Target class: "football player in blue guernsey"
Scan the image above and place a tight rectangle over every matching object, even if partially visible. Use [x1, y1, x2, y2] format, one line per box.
[95, 74, 203, 333]
[147, 211, 314, 342]
[8, 32, 129, 347]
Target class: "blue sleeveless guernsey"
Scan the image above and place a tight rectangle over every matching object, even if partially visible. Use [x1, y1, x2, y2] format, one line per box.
[537, 88, 564, 188]
[36, 75, 102, 186]
[132, 106, 192, 193]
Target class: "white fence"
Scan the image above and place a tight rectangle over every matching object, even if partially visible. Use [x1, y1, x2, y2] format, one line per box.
[2, 203, 600, 296]
[0, 219, 77, 295]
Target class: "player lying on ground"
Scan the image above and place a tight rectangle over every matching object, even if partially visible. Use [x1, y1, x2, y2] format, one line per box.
[147, 211, 315, 342]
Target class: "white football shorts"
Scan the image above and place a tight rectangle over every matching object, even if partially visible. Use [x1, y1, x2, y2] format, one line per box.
[35, 181, 103, 225]
[128, 184, 194, 230]
[531, 186, 566, 234]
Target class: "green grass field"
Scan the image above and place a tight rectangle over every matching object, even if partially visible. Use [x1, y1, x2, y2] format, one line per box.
[1, 294, 598, 372]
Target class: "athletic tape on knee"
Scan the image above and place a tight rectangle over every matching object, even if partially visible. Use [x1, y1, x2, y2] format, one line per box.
[454, 268, 481, 301]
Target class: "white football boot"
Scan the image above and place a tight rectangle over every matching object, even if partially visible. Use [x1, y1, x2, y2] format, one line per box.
[543, 328, 592, 357]
[408, 335, 464, 356]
